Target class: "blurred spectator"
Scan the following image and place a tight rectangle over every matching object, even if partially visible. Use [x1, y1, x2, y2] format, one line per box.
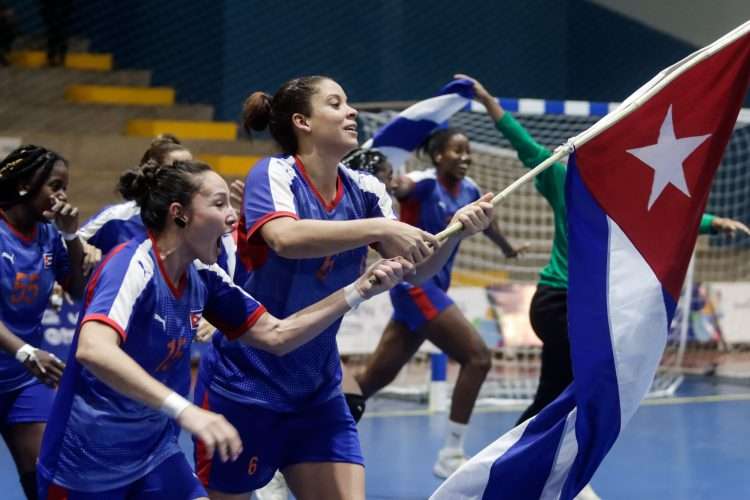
[40, 0, 73, 66]
[0, 1, 17, 66]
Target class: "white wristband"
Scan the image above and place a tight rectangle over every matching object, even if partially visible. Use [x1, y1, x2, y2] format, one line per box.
[160, 392, 192, 419]
[15, 344, 38, 364]
[344, 283, 365, 309]
[61, 231, 78, 241]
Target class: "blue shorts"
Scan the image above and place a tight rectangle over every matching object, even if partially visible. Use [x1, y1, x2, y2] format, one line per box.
[193, 378, 363, 494]
[0, 381, 55, 428]
[39, 452, 206, 500]
[390, 281, 454, 332]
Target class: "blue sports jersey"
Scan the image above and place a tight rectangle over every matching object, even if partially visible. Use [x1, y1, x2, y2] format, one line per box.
[77, 201, 144, 255]
[200, 155, 395, 411]
[0, 213, 70, 393]
[38, 235, 264, 492]
[78, 200, 238, 279]
[398, 168, 480, 290]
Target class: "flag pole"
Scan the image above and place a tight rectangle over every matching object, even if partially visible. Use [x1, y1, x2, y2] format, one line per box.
[433, 19, 750, 243]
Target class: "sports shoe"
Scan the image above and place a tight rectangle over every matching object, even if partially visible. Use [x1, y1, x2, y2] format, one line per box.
[254, 470, 288, 500]
[432, 447, 468, 479]
[575, 483, 602, 500]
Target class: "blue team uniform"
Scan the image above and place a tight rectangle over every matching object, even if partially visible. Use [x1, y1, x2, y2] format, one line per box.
[37, 234, 265, 498]
[79, 200, 239, 279]
[390, 168, 481, 331]
[0, 212, 70, 427]
[195, 155, 394, 492]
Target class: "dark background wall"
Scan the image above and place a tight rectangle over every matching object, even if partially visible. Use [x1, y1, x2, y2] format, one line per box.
[10, 0, 746, 121]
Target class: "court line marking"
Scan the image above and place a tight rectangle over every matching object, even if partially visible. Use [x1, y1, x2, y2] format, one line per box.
[362, 393, 750, 419]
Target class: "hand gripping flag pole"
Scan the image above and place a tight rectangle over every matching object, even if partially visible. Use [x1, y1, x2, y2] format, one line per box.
[430, 18, 750, 500]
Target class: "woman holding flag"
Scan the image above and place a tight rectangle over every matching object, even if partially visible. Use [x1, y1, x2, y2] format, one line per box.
[37, 158, 413, 499]
[196, 75, 496, 500]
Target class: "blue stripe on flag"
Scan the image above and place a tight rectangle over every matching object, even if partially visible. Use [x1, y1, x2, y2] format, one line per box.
[661, 288, 678, 323]
[371, 118, 443, 152]
[482, 385, 577, 500]
[563, 153, 622, 497]
[439, 79, 475, 99]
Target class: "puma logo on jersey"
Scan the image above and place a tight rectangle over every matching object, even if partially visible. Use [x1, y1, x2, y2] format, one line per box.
[154, 313, 167, 330]
[1, 252, 14, 264]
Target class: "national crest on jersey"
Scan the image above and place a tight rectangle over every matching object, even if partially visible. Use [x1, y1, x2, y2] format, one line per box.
[207, 155, 395, 411]
[190, 310, 203, 330]
[0, 214, 71, 393]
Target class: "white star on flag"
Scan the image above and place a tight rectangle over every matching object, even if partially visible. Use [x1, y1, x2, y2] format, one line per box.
[626, 105, 711, 210]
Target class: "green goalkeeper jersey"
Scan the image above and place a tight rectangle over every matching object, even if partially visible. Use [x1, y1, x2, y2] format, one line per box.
[495, 113, 716, 290]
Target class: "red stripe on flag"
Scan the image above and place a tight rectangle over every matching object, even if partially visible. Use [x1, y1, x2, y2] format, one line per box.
[575, 32, 750, 299]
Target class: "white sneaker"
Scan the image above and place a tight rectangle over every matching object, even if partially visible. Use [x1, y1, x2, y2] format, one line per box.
[254, 470, 289, 500]
[575, 483, 601, 500]
[432, 448, 468, 479]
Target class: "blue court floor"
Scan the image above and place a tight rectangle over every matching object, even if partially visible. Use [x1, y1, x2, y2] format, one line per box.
[2, 377, 748, 499]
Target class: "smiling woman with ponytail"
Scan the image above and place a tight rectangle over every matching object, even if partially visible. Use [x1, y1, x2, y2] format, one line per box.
[36, 158, 409, 499]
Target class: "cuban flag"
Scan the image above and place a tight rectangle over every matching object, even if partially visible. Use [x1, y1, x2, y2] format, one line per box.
[362, 79, 475, 172]
[431, 21, 750, 500]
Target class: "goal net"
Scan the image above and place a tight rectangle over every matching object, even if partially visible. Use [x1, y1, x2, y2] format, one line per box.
[340, 99, 750, 407]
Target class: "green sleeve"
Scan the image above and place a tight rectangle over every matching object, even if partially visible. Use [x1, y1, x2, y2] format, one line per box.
[699, 213, 715, 234]
[495, 113, 567, 207]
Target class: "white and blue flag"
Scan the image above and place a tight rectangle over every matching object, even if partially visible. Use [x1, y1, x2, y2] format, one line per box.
[431, 21, 750, 500]
[363, 79, 474, 172]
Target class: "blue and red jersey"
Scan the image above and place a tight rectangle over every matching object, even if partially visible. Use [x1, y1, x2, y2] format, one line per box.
[79, 200, 239, 279]
[38, 234, 264, 492]
[200, 155, 395, 411]
[0, 212, 70, 393]
[397, 168, 480, 290]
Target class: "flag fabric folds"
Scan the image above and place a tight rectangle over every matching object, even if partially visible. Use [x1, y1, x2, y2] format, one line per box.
[431, 22, 750, 500]
[362, 79, 474, 173]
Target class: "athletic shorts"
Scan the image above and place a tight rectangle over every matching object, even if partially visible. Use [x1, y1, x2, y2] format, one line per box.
[0, 381, 55, 428]
[193, 377, 363, 494]
[390, 281, 454, 332]
[39, 452, 206, 500]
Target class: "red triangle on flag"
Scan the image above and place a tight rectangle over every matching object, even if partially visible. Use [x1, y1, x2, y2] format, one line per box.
[575, 32, 750, 299]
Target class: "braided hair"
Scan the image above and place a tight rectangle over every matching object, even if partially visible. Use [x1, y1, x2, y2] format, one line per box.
[0, 145, 66, 209]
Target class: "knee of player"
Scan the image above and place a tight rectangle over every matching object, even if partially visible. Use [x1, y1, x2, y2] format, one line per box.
[467, 344, 492, 374]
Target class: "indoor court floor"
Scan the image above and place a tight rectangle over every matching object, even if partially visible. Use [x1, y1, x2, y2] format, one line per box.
[1, 377, 747, 499]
